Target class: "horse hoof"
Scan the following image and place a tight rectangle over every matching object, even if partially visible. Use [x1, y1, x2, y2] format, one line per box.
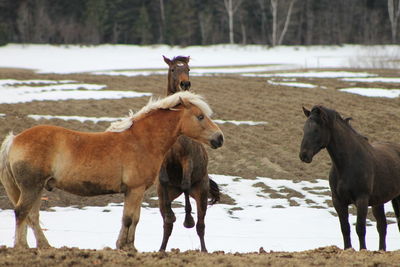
[183, 216, 195, 228]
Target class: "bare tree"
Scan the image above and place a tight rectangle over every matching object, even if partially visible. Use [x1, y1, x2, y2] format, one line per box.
[257, 0, 268, 44]
[388, 0, 400, 43]
[223, 0, 243, 44]
[159, 0, 165, 43]
[270, 0, 296, 46]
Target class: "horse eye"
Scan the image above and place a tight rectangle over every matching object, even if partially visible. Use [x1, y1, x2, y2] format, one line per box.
[197, 114, 204, 121]
[171, 68, 175, 72]
[188, 68, 191, 72]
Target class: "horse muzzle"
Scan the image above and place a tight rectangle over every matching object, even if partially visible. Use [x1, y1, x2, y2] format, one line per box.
[299, 151, 313, 163]
[180, 81, 191, 91]
[210, 133, 224, 149]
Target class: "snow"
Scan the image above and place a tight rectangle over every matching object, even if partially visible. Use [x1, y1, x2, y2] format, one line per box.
[0, 79, 152, 104]
[340, 88, 400, 98]
[0, 175, 398, 252]
[243, 71, 376, 78]
[342, 77, 400, 83]
[0, 44, 399, 74]
[268, 80, 317, 88]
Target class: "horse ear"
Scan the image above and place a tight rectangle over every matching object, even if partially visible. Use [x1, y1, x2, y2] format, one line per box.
[186, 56, 190, 63]
[344, 117, 353, 124]
[163, 55, 172, 66]
[302, 107, 311, 117]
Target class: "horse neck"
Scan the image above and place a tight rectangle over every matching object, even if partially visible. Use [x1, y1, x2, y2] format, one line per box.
[326, 120, 371, 169]
[129, 109, 182, 157]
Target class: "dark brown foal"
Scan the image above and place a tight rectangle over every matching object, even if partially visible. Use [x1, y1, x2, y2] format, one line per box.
[158, 56, 220, 252]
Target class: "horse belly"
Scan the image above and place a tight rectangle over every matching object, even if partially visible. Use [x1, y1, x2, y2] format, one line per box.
[53, 167, 122, 196]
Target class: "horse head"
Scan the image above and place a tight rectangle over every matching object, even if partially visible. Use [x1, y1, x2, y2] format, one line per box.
[299, 105, 331, 163]
[177, 93, 223, 149]
[163, 55, 191, 94]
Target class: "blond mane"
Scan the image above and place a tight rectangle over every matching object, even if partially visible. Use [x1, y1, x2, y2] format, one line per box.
[106, 91, 212, 132]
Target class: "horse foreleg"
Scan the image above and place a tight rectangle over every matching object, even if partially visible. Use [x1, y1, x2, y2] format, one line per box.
[183, 192, 195, 228]
[332, 196, 352, 249]
[181, 158, 195, 228]
[355, 197, 369, 250]
[192, 187, 208, 252]
[159, 166, 176, 224]
[116, 185, 145, 251]
[372, 204, 387, 251]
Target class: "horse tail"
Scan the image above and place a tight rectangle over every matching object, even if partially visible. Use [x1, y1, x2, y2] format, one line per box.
[208, 176, 220, 205]
[0, 132, 18, 206]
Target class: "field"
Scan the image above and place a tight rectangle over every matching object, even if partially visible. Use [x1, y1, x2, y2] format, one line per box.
[0, 44, 400, 265]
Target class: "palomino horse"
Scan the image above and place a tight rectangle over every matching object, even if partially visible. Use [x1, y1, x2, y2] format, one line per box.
[158, 56, 220, 252]
[299, 105, 400, 251]
[0, 91, 224, 250]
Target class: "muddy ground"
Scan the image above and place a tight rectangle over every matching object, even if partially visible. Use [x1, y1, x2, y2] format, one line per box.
[0, 67, 400, 265]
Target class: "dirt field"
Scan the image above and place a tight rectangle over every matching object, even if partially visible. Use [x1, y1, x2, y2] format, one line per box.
[1, 67, 400, 265]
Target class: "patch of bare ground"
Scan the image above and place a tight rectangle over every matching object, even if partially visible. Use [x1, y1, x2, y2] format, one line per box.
[0, 246, 400, 267]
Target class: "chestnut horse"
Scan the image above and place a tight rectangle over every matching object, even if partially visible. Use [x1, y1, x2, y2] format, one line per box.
[0, 91, 224, 250]
[158, 56, 220, 252]
[299, 105, 400, 251]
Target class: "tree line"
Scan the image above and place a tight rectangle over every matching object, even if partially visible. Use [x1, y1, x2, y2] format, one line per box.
[0, 0, 398, 46]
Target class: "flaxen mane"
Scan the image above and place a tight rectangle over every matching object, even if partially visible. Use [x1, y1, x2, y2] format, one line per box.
[106, 91, 212, 132]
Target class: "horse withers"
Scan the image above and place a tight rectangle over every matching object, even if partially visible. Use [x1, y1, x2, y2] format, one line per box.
[0, 91, 223, 250]
[158, 56, 220, 252]
[299, 105, 400, 251]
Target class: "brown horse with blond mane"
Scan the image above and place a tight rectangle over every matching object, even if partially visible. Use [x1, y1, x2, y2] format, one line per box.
[157, 56, 221, 252]
[0, 91, 223, 250]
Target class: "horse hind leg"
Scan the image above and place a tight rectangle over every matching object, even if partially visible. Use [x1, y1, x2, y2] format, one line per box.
[391, 196, 400, 232]
[192, 186, 209, 252]
[372, 204, 387, 251]
[181, 158, 195, 228]
[14, 185, 45, 248]
[26, 192, 50, 248]
[0, 170, 29, 248]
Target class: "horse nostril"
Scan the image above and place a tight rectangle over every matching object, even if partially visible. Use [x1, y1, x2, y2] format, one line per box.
[299, 151, 311, 163]
[211, 133, 224, 149]
[218, 134, 224, 146]
[180, 81, 191, 90]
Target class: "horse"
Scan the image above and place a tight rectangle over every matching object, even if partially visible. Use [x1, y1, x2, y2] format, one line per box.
[299, 105, 400, 251]
[0, 91, 224, 250]
[158, 55, 220, 252]
[163, 55, 191, 95]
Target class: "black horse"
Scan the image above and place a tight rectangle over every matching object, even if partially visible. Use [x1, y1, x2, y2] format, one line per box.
[299, 105, 400, 251]
[158, 56, 220, 252]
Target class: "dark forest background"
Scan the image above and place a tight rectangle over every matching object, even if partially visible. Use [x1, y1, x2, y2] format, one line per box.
[0, 0, 398, 46]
